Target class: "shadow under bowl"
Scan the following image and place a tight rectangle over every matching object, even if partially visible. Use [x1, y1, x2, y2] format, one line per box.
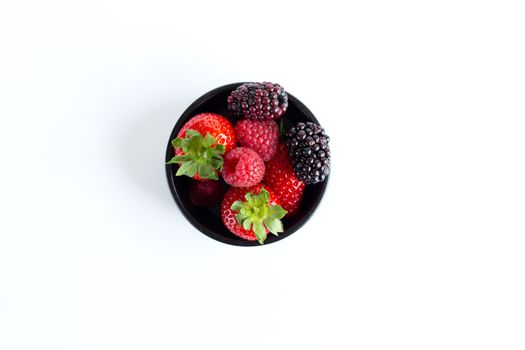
[165, 83, 329, 246]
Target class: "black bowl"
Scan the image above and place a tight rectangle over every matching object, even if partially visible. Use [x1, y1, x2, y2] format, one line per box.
[165, 83, 329, 246]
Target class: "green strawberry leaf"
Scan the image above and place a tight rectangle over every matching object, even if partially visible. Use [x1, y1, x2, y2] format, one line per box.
[198, 163, 217, 180]
[169, 154, 192, 163]
[253, 222, 267, 244]
[210, 154, 223, 170]
[214, 144, 226, 155]
[267, 205, 287, 219]
[184, 129, 201, 138]
[230, 188, 288, 244]
[166, 157, 178, 165]
[203, 133, 216, 147]
[231, 201, 245, 211]
[260, 188, 270, 203]
[176, 160, 198, 177]
[172, 138, 184, 148]
[168, 128, 226, 180]
[264, 217, 283, 235]
[235, 212, 247, 225]
[186, 134, 203, 152]
[242, 218, 253, 231]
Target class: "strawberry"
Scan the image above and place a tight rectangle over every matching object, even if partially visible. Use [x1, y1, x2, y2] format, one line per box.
[188, 180, 226, 206]
[235, 119, 279, 161]
[221, 184, 287, 244]
[263, 144, 305, 215]
[167, 113, 236, 180]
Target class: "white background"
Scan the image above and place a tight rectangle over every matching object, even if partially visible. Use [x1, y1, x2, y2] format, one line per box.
[1, 1, 524, 349]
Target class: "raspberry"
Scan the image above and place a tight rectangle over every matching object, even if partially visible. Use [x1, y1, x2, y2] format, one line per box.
[235, 119, 279, 161]
[222, 147, 265, 187]
[188, 180, 226, 206]
[227, 82, 288, 121]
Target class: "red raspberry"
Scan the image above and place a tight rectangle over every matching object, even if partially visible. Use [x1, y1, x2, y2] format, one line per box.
[188, 180, 226, 206]
[235, 119, 279, 161]
[222, 147, 265, 187]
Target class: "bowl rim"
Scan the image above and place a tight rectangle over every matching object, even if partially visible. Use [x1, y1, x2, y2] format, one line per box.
[165, 82, 329, 246]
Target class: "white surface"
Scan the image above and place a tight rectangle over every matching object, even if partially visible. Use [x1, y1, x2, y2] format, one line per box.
[1, 1, 524, 349]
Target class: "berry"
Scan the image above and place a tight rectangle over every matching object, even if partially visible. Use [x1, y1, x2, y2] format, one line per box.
[188, 180, 226, 206]
[235, 119, 279, 161]
[285, 122, 330, 184]
[227, 82, 288, 121]
[263, 144, 305, 215]
[222, 147, 265, 187]
[168, 113, 236, 180]
[221, 184, 287, 244]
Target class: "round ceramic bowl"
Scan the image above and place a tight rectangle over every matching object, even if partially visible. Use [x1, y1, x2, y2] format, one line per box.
[165, 83, 329, 246]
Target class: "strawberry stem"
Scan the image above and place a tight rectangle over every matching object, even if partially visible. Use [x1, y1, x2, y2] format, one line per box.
[167, 129, 225, 180]
[231, 188, 287, 244]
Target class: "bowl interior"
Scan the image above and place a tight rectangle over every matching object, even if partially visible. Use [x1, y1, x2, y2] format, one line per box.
[165, 83, 329, 246]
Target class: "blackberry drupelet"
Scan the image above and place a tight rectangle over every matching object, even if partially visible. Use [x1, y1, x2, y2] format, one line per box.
[227, 82, 288, 120]
[286, 122, 330, 184]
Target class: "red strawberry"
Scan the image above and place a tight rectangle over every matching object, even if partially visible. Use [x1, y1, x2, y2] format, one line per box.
[263, 144, 305, 215]
[221, 184, 287, 244]
[235, 119, 279, 161]
[168, 113, 236, 180]
[188, 180, 226, 206]
[222, 147, 265, 187]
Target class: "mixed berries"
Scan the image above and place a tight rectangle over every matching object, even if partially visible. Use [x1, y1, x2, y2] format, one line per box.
[168, 82, 331, 244]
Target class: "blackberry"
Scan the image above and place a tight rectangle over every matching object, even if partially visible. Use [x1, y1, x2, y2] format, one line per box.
[286, 122, 330, 184]
[227, 82, 288, 120]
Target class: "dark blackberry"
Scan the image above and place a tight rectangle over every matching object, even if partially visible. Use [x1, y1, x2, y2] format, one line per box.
[227, 82, 288, 120]
[286, 122, 330, 184]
